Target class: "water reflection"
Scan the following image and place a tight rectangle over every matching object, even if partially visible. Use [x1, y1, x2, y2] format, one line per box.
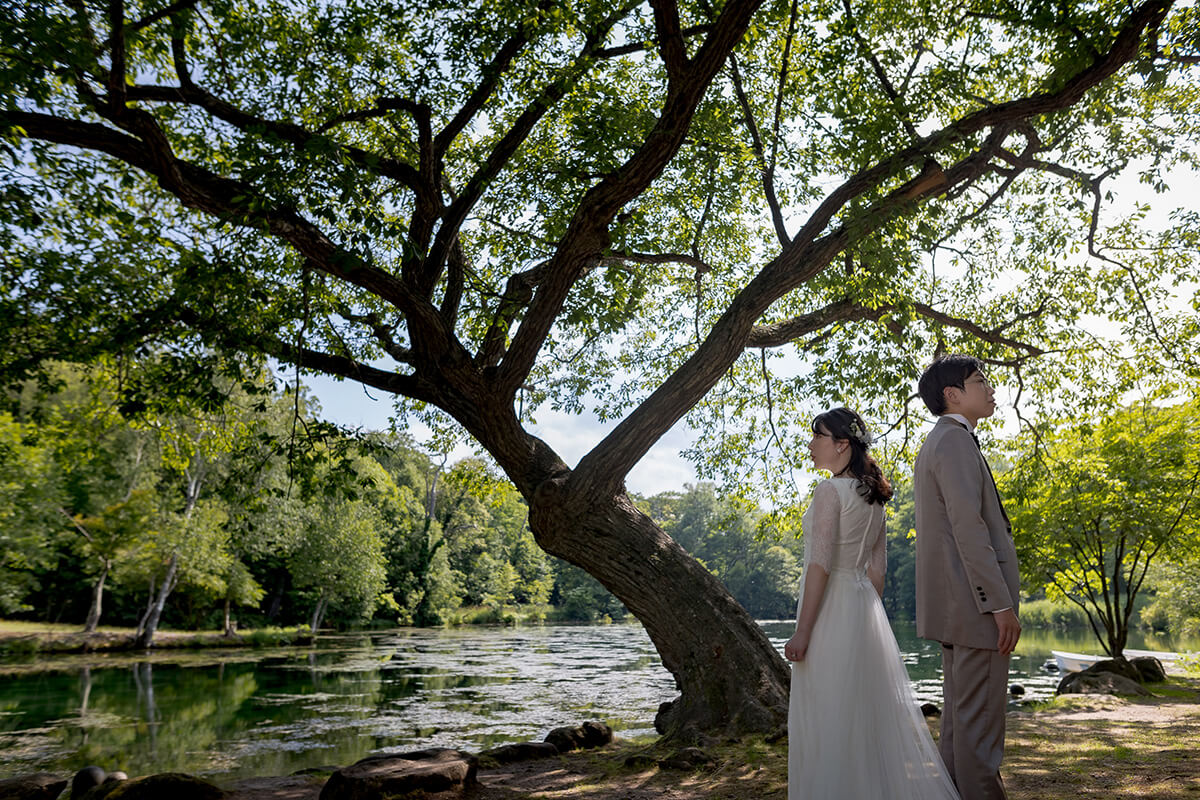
[0, 622, 1194, 781]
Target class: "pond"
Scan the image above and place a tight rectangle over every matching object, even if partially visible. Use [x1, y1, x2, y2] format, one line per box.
[0, 621, 1194, 781]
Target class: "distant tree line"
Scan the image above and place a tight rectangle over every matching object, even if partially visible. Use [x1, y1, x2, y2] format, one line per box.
[0, 359, 827, 638]
[4, 360, 1197, 650]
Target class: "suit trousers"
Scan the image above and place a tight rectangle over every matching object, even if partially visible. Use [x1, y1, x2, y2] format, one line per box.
[940, 643, 1010, 800]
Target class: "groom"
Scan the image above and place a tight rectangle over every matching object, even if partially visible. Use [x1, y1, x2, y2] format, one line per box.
[915, 355, 1021, 800]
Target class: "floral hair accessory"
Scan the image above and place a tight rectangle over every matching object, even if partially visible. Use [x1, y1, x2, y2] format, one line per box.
[848, 420, 872, 447]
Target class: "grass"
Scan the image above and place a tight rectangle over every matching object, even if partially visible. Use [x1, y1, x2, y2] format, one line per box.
[1002, 674, 1200, 799]
[0, 619, 149, 635]
[0, 619, 311, 654]
[443, 605, 558, 626]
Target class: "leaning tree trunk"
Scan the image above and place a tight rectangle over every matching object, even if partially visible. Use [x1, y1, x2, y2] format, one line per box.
[82, 558, 109, 633]
[438, 389, 791, 741]
[310, 595, 330, 634]
[528, 478, 790, 740]
[134, 553, 178, 649]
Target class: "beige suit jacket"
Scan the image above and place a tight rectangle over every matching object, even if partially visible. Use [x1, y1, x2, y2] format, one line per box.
[915, 417, 1020, 650]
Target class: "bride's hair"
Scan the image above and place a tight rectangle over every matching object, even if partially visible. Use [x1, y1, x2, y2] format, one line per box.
[811, 407, 893, 505]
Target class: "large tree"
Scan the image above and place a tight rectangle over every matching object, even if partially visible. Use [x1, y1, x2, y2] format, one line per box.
[2, 0, 1197, 737]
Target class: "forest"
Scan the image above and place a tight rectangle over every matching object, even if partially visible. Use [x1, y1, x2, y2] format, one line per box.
[1, 358, 814, 636]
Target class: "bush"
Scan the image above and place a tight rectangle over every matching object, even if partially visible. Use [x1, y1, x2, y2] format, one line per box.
[0, 636, 41, 655]
[1020, 598, 1090, 629]
[244, 626, 309, 647]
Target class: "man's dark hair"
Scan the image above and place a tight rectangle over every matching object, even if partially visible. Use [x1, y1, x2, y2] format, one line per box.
[917, 354, 986, 415]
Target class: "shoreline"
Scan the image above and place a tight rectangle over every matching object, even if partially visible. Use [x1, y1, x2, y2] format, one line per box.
[11, 680, 1199, 800]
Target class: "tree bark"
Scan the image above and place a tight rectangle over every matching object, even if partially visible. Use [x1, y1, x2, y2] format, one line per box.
[310, 594, 329, 634]
[134, 553, 178, 649]
[82, 558, 109, 633]
[528, 478, 790, 740]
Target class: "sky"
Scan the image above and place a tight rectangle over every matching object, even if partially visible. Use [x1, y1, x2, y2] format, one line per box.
[304, 371, 704, 496]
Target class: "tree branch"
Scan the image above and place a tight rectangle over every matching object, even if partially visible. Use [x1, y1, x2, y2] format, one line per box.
[100, 0, 200, 52]
[651, 0, 688, 77]
[595, 25, 711, 59]
[499, 0, 766, 401]
[106, 0, 127, 112]
[124, 84, 421, 189]
[274, 341, 434, 405]
[839, 0, 920, 141]
[335, 309, 413, 365]
[729, 54, 790, 246]
[2, 110, 444, 338]
[421, 4, 634, 297]
[745, 298, 1047, 354]
[433, 4, 551, 157]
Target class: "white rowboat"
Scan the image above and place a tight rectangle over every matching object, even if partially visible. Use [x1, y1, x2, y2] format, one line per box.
[1051, 648, 1181, 673]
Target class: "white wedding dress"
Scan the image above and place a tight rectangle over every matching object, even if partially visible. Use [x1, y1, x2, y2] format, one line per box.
[789, 478, 960, 800]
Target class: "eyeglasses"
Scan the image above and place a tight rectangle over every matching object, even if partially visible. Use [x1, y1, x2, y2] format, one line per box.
[963, 376, 993, 389]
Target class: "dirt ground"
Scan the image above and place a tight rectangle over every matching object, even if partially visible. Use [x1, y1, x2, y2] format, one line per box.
[222, 674, 1200, 800]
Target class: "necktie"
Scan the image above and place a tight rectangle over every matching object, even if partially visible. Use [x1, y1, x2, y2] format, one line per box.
[970, 431, 1009, 525]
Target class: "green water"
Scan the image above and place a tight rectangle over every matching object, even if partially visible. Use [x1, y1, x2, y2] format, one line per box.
[0, 623, 1194, 782]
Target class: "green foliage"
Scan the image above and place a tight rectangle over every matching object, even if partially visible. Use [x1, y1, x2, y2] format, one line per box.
[1141, 560, 1200, 638]
[640, 483, 805, 619]
[1002, 396, 1200, 655]
[0, 0, 1194, 509]
[11, 357, 1200, 644]
[0, 411, 59, 612]
[880, 479, 917, 622]
[1018, 598, 1092, 630]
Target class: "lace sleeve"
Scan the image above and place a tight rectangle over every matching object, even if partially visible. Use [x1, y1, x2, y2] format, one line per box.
[806, 481, 841, 572]
[868, 507, 887, 578]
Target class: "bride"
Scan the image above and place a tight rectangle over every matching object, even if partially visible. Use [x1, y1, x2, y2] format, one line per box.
[784, 407, 960, 800]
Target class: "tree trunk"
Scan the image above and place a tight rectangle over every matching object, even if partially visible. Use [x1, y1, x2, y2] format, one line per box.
[528, 480, 789, 740]
[223, 598, 234, 636]
[310, 595, 329, 634]
[82, 559, 109, 633]
[134, 554, 179, 649]
[439, 395, 790, 741]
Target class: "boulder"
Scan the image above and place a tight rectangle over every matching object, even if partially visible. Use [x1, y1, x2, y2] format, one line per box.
[0, 772, 69, 800]
[78, 773, 130, 800]
[319, 748, 477, 800]
[478, 741, 560, 765]
[78, 783, 121, 800]
[1131, 656, 1167, 683]
[1057, 669, 1151, 696]
[544, 720, 613, 753]
[657, 747, 716, 771]
[1087, 658, 1142, 682]
[71, 766, 107, 799]
[100, 773, 224, 800]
